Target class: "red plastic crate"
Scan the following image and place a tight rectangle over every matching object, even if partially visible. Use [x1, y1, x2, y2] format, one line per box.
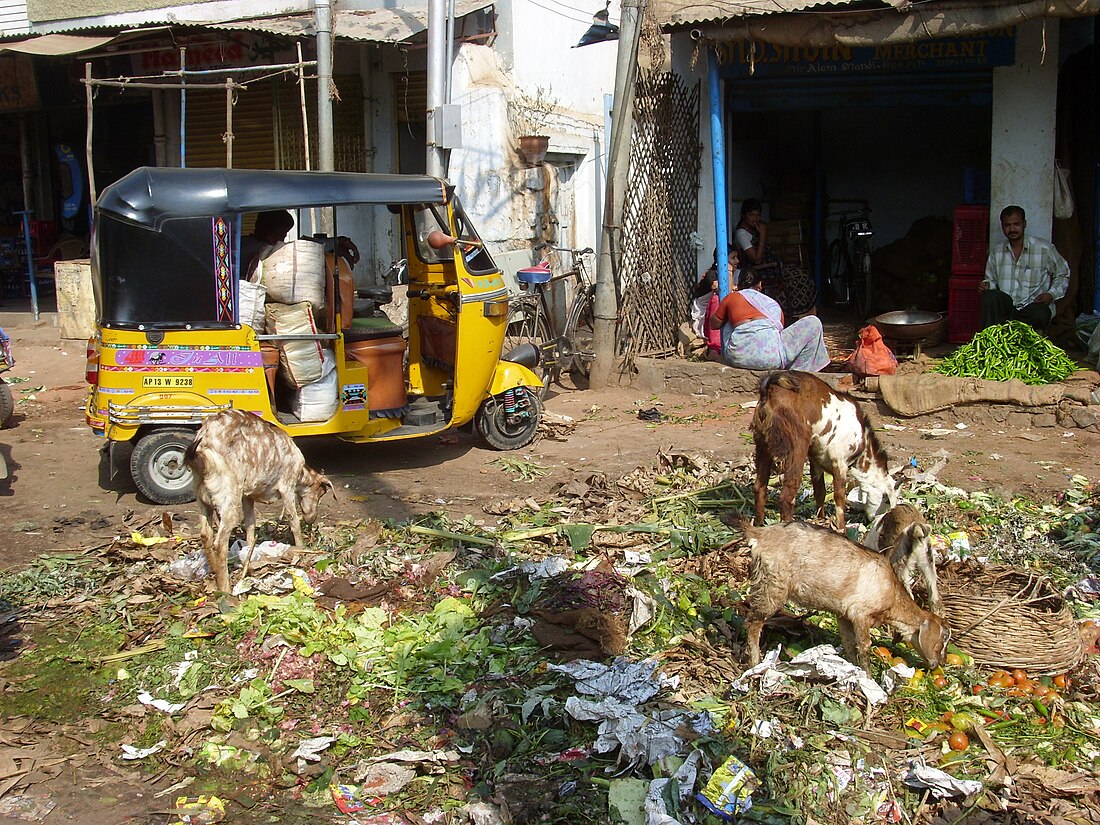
[952, 205, 990, 276]
[948, 276, 981, 343]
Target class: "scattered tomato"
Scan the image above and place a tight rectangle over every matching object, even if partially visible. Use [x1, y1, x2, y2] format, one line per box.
[1011, 668, 1029, 685]
[971, 684, 984, 695]
[951, 714, 974, 732]
[933, 675, 948, 689]
[1034, 684, 1051, 698]
[948, 731, 970, 751]
[890, 656, 908, 668]
[988, 672, 1014, 689]
[945, 653, 965, 667]
[1053, 673, 1069, 690]
[940, 711, 954, 723]
[874, 646, 893, 661]
[931, 667, 945, 678]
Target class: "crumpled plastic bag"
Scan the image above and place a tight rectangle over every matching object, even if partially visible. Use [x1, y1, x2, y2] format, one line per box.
[849, 324, 898, 377]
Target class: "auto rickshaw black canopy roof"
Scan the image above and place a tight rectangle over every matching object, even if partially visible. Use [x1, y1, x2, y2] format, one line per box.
[97, 167, 452, 230]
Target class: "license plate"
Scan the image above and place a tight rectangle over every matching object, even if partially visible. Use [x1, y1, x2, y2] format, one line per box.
[142, 376, 194, 388]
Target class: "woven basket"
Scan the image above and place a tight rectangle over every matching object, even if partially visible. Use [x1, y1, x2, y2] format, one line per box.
[938, 562, 1084, 675]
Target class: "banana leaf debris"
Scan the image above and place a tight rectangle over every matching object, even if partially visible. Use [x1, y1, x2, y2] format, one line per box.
[3, 453, 1100, 823]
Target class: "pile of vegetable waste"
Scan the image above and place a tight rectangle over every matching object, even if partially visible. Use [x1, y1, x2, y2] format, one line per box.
[1, 461, 1100, 824]
[935, 321, 1079, 385]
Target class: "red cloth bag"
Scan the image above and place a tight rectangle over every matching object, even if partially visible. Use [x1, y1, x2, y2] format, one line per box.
[849, 324, 898, 377]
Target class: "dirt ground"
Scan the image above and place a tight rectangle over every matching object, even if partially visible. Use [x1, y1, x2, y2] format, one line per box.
[2, 304, 1100, 572]
[2, 302, 1100, 824]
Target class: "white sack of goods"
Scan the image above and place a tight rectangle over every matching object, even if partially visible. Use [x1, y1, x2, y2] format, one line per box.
[292, 347, 338, 422]
[238, 279, 266, 332]
[266, 301, 324, 387]
[257, 238, 327, 313]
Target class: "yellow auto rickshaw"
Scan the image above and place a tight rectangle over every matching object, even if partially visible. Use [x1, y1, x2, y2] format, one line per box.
[85, 167, 543, 504]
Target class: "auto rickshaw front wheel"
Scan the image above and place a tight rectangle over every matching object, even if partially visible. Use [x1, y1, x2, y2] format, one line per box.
[475, 387, 542, 450]
[130, 427, 197, 505]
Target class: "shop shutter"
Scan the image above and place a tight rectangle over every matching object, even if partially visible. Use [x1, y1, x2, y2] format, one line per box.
[274, 74, 366, 172]
[395, 70, 427, 125]
[184, 79, 276, 169]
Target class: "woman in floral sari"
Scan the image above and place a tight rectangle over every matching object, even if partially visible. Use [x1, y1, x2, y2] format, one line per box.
[707, 266, 829, 372]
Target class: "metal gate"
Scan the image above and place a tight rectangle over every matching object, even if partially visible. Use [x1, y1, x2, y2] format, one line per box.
[618, 19, 701, 362]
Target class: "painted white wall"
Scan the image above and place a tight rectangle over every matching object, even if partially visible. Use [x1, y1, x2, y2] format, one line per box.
[670, 32, 714, 280]
[445, 0, 618, 271]
[990, 19, 1060, 244]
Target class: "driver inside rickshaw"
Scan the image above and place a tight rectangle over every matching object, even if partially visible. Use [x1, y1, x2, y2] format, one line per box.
[241, 209, 295, 278]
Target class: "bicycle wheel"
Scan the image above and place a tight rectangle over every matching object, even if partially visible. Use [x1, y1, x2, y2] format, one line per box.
[503, 298, 556, 398]
[564, 286, 596, 377]
[827, 239, 851, 307]
[852, 244, 871, 319]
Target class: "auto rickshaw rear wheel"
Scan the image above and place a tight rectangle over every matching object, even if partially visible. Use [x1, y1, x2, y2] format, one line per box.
[130, 427, 197, 505]
[475, 387, 542, 450]
[0, 380, 12, 429]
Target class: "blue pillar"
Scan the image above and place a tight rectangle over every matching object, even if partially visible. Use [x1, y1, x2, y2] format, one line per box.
[707, 48, 729, 300]
[15, 210, 39, 321]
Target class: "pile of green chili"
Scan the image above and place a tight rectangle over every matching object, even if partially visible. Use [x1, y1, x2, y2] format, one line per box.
[935, 321, 1079, 385]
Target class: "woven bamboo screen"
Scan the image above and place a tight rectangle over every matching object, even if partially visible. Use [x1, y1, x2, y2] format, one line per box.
[618, 15, 701, 363]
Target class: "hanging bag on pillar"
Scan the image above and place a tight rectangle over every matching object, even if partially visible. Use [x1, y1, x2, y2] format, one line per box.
[1054, 161, 1075, 220]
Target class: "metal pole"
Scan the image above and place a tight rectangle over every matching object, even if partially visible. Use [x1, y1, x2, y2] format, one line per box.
[18, 113, 33, 226]
[224, 79, 234, 168]
[426, 0, 447, 178]
[590, 0, 645, 389]
[180, 47, 187, 167]
[85, 63, 96, 202]
[315, 0, 335, 235]
[298, 42, 312, 171]
[16, 211, 39, 321]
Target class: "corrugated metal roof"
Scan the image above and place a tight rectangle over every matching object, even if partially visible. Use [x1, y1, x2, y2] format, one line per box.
[652, 0, 880, 28]
[207, 2, 492, 44]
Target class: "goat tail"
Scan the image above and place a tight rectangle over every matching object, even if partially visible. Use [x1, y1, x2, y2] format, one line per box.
[183, 434, 204, 476]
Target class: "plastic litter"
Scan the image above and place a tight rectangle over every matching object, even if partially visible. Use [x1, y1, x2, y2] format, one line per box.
[120, 740, 166, 760]
[696, 755, 760, 820]
[731, 645, 887, 706]
[173, 795, 226, 824]
[902, 760, 983, 799]
[168, 540, 291, 581]
[137, 690, 185, 714]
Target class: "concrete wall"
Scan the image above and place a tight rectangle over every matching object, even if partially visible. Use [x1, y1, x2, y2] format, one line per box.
[27, 0, 303, 24]
[989, 19, 1060, 244]
[446, 0, 617, 284]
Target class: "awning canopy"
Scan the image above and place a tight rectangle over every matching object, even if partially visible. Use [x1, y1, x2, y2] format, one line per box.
[0, 33, 120, 56]
[208, 1, 492, 44]
[656, 0, 1100, 46]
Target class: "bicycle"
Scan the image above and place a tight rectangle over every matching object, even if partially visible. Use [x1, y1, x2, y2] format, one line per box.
[504, 245, 596, 398]
[826, 205, 874, 318]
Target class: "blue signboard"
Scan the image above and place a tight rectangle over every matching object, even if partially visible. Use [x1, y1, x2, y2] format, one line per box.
[716, 28, 1016, 78]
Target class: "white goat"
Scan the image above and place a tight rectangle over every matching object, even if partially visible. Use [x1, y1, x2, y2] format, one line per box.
[185, 410, 333, 592]
[741, 519, 949, 672]
[864, 503, 943, 615]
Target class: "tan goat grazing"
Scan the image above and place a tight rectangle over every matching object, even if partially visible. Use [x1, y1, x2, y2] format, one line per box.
[741, 520, 949, 672]
[864, 503, 943, 616]
[752, 370, 897, 530]
[185, 410, 334, 592]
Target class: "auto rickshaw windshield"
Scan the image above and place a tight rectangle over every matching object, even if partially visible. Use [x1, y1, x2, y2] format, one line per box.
[95, 213, 237, 329]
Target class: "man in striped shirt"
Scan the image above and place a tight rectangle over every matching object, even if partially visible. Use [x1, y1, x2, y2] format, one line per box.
[979, 204, 1069, 333]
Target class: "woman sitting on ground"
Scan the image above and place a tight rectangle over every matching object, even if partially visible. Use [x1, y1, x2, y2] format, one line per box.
[708, 265, 830, 372]
[733, 198, 816, 318]
[690, 250, 732, 361]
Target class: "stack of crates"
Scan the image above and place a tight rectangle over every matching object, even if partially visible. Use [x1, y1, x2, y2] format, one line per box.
[948, 204, 989, 343]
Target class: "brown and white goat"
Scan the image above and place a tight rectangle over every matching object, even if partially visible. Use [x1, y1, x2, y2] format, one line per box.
[751, 370, 897, 530]
[184, 409, 334, 592]
[741, 519, 949, 672]
[864, 503, 943, 616]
